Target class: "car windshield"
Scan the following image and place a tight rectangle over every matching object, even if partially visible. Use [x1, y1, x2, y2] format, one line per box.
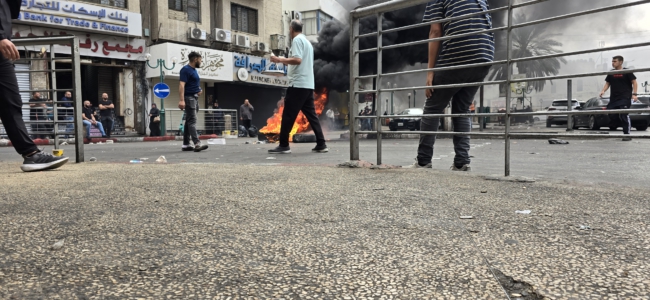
[402, 109, 423, 115]
[552, 100, 578, 106]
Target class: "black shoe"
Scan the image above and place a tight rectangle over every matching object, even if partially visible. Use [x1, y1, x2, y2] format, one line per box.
[182, 146, 194, 151]
[268, 146, 291, 154]
[21, 151, 69, 172]
[622, 137, 632, 141]
[312, 144, 329, 153]
[194, 144, 208, 152]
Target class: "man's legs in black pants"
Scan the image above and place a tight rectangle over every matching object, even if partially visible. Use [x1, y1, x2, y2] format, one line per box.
[0, 57, 39, 156]
[243, 119, 251, 130]
[101, 117, 113, 137]
[417, 66, 489, 168]
[278, 87, 326, 148]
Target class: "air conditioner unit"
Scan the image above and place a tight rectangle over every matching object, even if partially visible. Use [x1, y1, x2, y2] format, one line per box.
[291, 11, 302, 20]
[255, 42, 268, 52]
[234, 34, 251, 48]
[270, 34, 286, 51]
[212, 28, 232, 44]
[189, 28, 207, 41]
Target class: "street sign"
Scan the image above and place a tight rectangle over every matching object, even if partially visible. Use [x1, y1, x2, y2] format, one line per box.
[153, 83, 171, 99]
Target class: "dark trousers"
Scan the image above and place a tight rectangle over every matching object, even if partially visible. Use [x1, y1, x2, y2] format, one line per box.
[242, 119, 252, 130]
[182, 95, 200, 145]
[149, 116, 161, 136]
[279, 87, 326, 147]
[100, 116, 113, 137]
[608, 101, 631, 134]
[417, 66, 491, 167]
[0, 56, 38, 155]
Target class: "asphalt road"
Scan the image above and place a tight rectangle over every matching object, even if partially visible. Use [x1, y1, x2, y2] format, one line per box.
[2, 134, 646, 189]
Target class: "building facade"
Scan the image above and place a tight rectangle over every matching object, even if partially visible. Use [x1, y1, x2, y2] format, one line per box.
[12, 0, 147, 134]
[143, 0, 289, 133]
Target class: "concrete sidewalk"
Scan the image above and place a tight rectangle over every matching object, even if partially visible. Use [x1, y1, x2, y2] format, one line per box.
[1, 162, 648, 299]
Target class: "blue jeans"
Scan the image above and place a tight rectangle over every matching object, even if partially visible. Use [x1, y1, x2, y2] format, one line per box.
[83, 120, 106, 138]
[417, 66, 491, 167]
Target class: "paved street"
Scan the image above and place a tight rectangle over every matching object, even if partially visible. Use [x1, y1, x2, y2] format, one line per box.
[1, 129, 650, 299]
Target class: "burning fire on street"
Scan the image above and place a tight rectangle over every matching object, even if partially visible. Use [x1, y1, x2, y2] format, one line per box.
[259, 88, 328, 142]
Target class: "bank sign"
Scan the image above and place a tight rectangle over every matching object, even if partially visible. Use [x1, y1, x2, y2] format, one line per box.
[15, 0, 142, 37]
[233, 55, 289, 87]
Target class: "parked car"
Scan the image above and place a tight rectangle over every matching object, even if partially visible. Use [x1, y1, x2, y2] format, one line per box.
[388, 108, 423, 131]
[534, 107, 549, 123]
[572, 96, 650, 131]
[546, 99, 582, 127]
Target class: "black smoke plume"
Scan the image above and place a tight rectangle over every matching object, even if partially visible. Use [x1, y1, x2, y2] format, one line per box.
[312, 0, 639, 92]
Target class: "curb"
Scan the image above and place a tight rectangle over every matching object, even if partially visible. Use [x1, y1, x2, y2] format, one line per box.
[0, 134, 221, 147]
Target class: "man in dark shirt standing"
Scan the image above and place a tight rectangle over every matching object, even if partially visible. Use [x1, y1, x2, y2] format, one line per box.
[98, 93, 114, 138]
[82, 100, 106, 139]
[239, 99, 254, 130]
[407, 0, 494, 171]
[0, 0, 68, 171]
[599, 55, 638, 141]
[59, 91, 75, 137]
[178, 51, 208, 152]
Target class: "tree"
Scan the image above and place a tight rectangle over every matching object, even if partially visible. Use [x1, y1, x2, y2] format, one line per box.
[489, 13, 566, 92]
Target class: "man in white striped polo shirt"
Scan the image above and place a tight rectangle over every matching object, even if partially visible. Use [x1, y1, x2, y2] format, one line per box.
[407, 0, 495, 171]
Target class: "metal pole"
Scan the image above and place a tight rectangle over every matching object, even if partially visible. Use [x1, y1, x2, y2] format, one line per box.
[50, 44, 59, 148]
[390, 91, 394, 114]
[376, 13, 383, 165]
[505, 0, 514, 177]
[159, 60, 166, 136]
[70, 37, 84, 162]
[413, 90, 416, 108]
[349, 16, 360, 161]
[478, 86, 485, 131]
[567, 79, 573, 131]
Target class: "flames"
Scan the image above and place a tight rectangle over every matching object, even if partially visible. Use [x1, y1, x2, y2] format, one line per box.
[260, 88, 328, 142]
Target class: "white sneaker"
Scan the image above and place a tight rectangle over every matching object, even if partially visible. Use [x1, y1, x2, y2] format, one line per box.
[403, 159, 432, 169]
[450, 164, 472, 171]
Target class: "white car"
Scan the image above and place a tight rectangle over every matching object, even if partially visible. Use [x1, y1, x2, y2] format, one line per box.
[546, 99, 584, 127]
[533, 108, 548, 122]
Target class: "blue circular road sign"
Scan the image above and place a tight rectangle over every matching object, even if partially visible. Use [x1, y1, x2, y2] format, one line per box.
[153, 83, 171, 99]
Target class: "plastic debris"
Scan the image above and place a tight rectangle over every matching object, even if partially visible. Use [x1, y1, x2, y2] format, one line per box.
[208, 138, 226, 145]
[106, 140, 114, 144]
[155, 156, 167, 163]
[579, 225, 591, 230]
[266, 157, 277, 160]
[89, 157, 97, 162]
[515, 210, 532, 214]
[459, 216, 474, 219]
[130, 159, 143, 163]
[60, 142, 68, 145]
[548, 138, 569, 144]
[51, 238, 65, 250]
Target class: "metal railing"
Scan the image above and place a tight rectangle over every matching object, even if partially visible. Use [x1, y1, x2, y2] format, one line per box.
[162, 109, 239, 136]
[0, 36, 84, 162]
[349, 0, 650, 176]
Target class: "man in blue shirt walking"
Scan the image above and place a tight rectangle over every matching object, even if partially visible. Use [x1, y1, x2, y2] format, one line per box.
[406, 0, 494, 171]
[178, 51, 208, 152]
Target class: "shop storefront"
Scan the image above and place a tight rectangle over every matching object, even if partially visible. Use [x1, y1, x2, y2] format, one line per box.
[214, 54, 289, 130]
[146, 43, 233, 133]
[12, 0, 146, 134]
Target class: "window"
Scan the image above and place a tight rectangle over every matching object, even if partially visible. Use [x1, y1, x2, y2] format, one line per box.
[318, 11, 333, 31]
[82, 0, 126, 8]
[577, 79, 583, 92]
[168, 0, 201, 22]
[231, 4, 258, 35]
[302, 11, 317, 35]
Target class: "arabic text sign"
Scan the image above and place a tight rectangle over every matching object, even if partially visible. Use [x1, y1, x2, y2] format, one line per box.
[16, 0, 142, 37]
[146, 43, 234, 82]
[153, 83, 171, 99]
[12, 25, 145, 60]
[234, 55, 288, 75]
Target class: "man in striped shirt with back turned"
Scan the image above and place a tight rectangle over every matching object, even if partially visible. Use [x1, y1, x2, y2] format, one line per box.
[407, 0, 494, 171]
